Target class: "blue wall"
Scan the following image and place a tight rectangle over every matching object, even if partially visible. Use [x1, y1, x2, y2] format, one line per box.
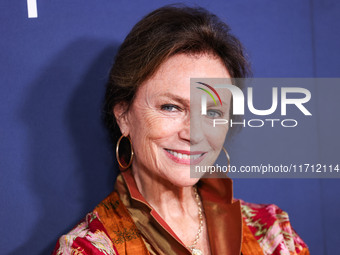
[1, 1, 339, 254]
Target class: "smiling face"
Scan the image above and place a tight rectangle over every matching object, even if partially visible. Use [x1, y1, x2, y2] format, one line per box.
[115, 53, 231, 187]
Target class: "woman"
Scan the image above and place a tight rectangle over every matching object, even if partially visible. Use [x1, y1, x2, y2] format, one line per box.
[53, 5, 309, 255]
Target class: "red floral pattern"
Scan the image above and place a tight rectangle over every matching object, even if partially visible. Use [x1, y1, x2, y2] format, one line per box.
[240, 200, 309, 255]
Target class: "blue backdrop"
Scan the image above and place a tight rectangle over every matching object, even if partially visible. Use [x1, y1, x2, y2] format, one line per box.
[1, 1, 339, 254]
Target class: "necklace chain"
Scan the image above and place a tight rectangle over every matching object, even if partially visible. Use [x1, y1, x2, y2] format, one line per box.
[187, 186, 204, 255]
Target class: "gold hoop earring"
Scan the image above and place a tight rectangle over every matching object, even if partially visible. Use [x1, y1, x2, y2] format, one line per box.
[116, 135, 134, 171]
[222, 147, 230, 173]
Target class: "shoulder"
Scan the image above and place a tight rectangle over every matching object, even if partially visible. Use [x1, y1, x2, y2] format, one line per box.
[239, 200, 310, 255]
[52, 212, 118, 255]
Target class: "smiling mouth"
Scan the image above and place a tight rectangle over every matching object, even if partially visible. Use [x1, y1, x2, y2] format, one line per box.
[164, 149, 205, 160]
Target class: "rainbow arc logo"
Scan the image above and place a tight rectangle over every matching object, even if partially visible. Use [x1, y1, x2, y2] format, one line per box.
[196, 82, 222, 106]
[196, 82, 222, 115]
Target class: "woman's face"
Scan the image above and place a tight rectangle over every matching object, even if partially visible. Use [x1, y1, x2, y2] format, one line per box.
[116, 53, 231, 187]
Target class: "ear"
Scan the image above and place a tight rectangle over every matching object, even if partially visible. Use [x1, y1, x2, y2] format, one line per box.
[113, 102, 130, 136]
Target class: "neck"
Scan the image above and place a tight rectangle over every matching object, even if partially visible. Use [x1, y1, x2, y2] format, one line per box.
[128, 161, 210, 254]
[131, 161, 197, 219]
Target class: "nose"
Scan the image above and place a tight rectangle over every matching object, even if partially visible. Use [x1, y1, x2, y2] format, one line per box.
[178, 113, 204, 145]
[178, 113, 190, 142]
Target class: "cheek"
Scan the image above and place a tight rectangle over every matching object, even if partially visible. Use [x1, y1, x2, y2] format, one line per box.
[130, 110, 182, 146]
[204, 125, 229, 150]
[129, 112, 184, 173]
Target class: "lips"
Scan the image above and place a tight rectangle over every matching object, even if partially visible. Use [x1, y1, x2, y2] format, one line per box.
[164, 149, 206, 164]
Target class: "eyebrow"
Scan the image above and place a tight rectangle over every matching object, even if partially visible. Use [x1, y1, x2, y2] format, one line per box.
[206, 100, 229, 107]
[158, 92, 229, 107]
[158, 92, 190, 106]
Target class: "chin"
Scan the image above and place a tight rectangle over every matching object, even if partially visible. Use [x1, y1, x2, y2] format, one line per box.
[164, 170, 200, 188]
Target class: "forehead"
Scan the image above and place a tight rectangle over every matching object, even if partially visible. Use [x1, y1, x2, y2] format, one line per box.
[137, 53, 231, 99]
